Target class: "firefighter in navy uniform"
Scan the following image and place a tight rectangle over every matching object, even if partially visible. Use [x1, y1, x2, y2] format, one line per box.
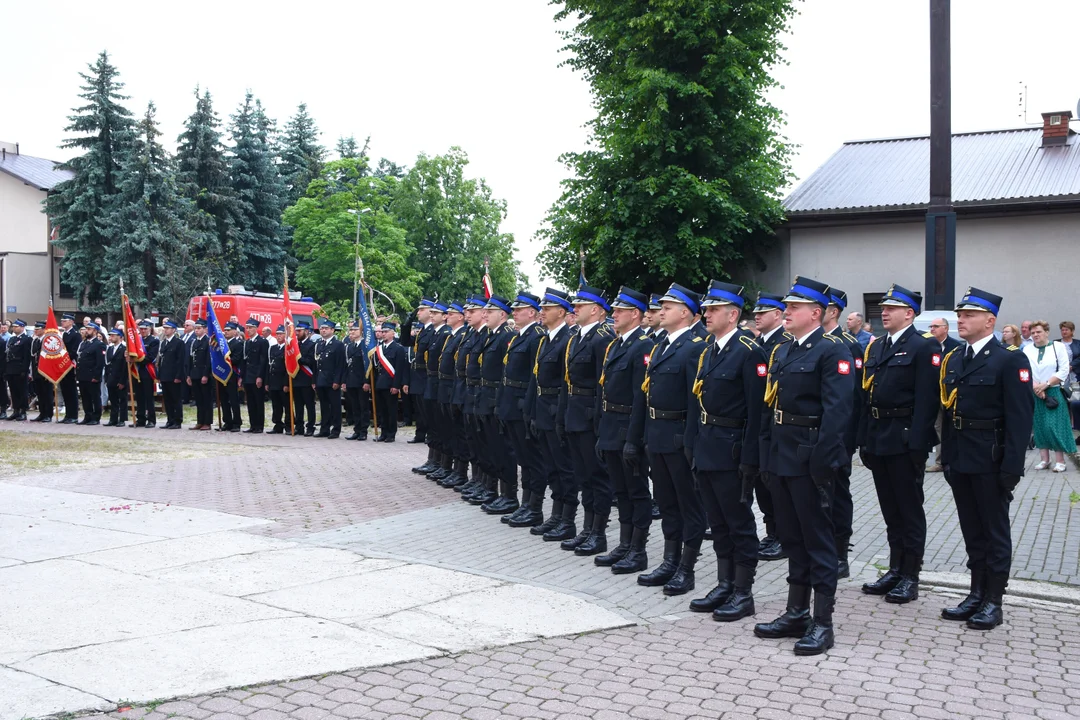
[76, 323, 105, 424]
[823, 288, 864, 579]
[31, 321, 53, 421]
[754, 276, 853, 656]
[421, 304, 451, 471]
[500, 294, 547, 525]
[133, 320, 160, 428]
[524, 289, 577, 541]
[404, 298, 436, 444]
[939, 287, 1033, 631]
[242, 319, 269, 433]
[557, 285, 614, 554]
[594, 287, 655, 573]
[104, 329, 128, 426]
[314, 320, 346, 438]
[475, 296, 517, 512]
[432, 303, 469, 486]
[156, 321, 187, 430]
[344, 322, 371, 441]
[752, 292, 789, 562]
[458, 305, 489, 497]
[637, 283, 708, 596]
[858, 284, 940, 605]
[58, 314, 81, 423]
[686, 281, 768, 622]
[186, 318, 213, 430]
[267, 326, 290, 433]
[293, 323, 318, 436]
[366, 322, 409, 442]
[442, 298, 484, 491]
[220, 322, 245, 432]
[5, 320, 31, 421]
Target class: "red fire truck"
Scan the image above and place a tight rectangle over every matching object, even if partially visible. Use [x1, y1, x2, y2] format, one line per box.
[186, 288, 322, 330]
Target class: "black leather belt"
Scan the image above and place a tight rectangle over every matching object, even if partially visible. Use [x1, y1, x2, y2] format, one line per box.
[772, 410, 820, 428]
[648, 407, 685, 421]
[427, 370, 438, 377]
[467, 379, 481, 387]
[481, 379, 500, 388]
[569, 386, 596, 397]
[439, 373, 455, 380]
[456, 371, 466, 378]
[951, 415, 1003, 431]
[870, 405, 912, 419]
[603, 400, 632, 414]
[700, 412, 745, 429]
[504, 378, 528, 389]
[537, 386, 560, 396]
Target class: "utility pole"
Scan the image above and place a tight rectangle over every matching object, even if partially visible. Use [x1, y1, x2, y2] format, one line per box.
[925, 0, 955, 311]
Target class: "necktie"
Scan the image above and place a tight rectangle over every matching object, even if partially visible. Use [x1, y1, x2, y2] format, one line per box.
[658, 339, 670, 356]
[883, 337, 893, 354]
[965, 344, 975, 362]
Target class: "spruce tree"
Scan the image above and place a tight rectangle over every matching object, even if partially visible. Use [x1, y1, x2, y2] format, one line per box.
[280, 103, 326, 205]
[45, 51, 135, 308]
[226, 92, 286, 289]
[335, 135, 358, 159]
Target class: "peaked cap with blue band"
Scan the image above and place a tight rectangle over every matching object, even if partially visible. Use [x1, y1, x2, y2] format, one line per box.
[611, 286, 648, 313]
[782, 276, 831, 308]
[658, 283, 703, 315]
[34, 321, 46, 329]
[447, 301, 465, 314]
[165, 320, 180, 329]
[571, 285, 611, 312]
[485, 295, 512, 314]
[700, 280, 746, 309]
[380, 321, 396, 331]
[753, 292, 786, 314]
[417, 297, 437, 310]
[463, 296, 487, 309]
[431, 302, 448, 313]
[108, 328, 122, 336]
[511, 292, 541, 311]
[955, 286, 1002, 316]
[138, 319, 154, 328]
[828, 287, 848, 311]
[322, 320, 337, 329]
[880, 284, 922, 314]
[648, 293, 663, 311]
[193, 319, 207, 328]
[61, 313, 75, 321]
[12, 319, 26, 328]
[539, 288, 574, 312]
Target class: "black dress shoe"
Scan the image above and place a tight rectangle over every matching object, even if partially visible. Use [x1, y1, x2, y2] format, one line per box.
[382, 436, 395, 443]
[754, 585, 812, 639]
[757, 535, 787, 561]
[86, 420, 100, 426]
[39, 416, 52, 423]
[328, 432, 340, 439]
[637, 540, 680, 586]
[407, 437, 426, 444]
[304, 429, 315, 437]
[542, 518, 576, 541]
[244, 428, 264, 434]
[229, 427, 240, 432]
[268, 427, 285, 435]
[62, 417, 79, 424]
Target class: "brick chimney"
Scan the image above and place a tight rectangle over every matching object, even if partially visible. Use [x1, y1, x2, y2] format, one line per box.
[1041, 111, 1072, 146]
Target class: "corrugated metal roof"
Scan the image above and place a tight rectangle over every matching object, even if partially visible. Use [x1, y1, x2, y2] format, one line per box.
[0, 152, 73, 191]
[783, 127, 1080, 215]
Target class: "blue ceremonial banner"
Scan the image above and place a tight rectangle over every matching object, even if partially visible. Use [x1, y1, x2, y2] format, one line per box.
[205, 296, 232, 385]
[357, 283, 377, 356]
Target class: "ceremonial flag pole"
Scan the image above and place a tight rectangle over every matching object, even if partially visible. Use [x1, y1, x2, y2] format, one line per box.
[120, 279, 145, 426]
[38, 305, 72, 421]
[357, 267, 378, 439]
[282, 265, 301, 437]
[203, 291, 233, 428]
[482, 257, 493, 299]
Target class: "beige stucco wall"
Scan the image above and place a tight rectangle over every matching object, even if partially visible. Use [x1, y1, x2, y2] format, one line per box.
[0, 172, 49, 255]
[1, 253, 51, 322]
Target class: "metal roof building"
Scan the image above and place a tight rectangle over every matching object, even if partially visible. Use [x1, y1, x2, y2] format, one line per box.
[0, 148, 73, 191]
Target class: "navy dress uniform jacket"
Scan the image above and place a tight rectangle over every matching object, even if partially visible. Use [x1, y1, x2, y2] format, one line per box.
[858, 325, 940, 456]
[424, 325, 450, 402]
[156, 335, 187, 383]
[104, 343, 127, 386]
[525, 326, 571, 432]
[242, 336, 269, 384]
[407, 322, 435, 396]
[371, 341, 407, 391]
[134, 335, 159, 383]
[688, 334, 768, 472]
[297, 338, 317, 386]
[477, 324, 513, 415]
[462, 328, 487, 414]
[267, 343, 288, 391]
[596, 330, 654, 451]
[498, 323, 545, 422]
[5, 334, 30, 375]
[76, 339, 105, 383]
[226, 337, 245, 381]
[453, 327, 480, 406]
[187, 335, 210, 381]
[437, 328, 466, 405]
[939, 341, 1033, 477]
[558, 322, 613, 433]
[642, 330, 706, 455]
[827, 326, 866, 456]
[345, 341, 368, 386]
[315, 337, 347, 387]
[759, 327, 854, 481]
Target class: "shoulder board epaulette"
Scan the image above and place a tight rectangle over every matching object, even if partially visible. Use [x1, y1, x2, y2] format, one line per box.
[922, 332, 934, 338]
[1007, 345, 1019, 351]
[782, 331, 794, 340]
[842, 331, 857, 343]
[738, 335, 757, 351]
[596, 324, 612, 337]
[821, 334, 839, 343]
[532, 325, 545, 334]
[692, 336, 704, 343]
[638, 333, 648, 341]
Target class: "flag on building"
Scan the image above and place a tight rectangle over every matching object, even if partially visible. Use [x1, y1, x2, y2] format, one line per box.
[205, 297, 232, 384]
[37, 307, 73, 385]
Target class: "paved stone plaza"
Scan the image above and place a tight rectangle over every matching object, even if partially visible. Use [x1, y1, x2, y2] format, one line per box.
[1, 421, 1079, 720]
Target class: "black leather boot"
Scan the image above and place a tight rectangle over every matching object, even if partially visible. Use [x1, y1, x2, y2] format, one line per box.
[862, 547, 902, 595]
[504, 489, 530, 524]
[595, 522, 630, 566]
[793, 591, 835, 655]
[412, 448, 437, 474]
[439, 458, 467, 487]
[561, 511, 593, 551]
[532, 500, 562, 535]
[757, 532, 787, 561]
[941, 567, 986, 621]
[966, 573, 1006, 630]
[483, 481, 519, 514]
[663, 542, 700, 596]
[511, 492, 545, 528]
[543, 504, 577, 541]
[836, 536, 851, 579]
[637, 539, 681, 587]
[468, 473, 498, 505]
[461, 472, 488, 501]
[612, 526, 648, 574]
[885, 554, 920, 604]
[576, 513, 609, 556]
[689, 556, 733, 612]
[713, 564, 756, 622]
[754, 584, 812, 639]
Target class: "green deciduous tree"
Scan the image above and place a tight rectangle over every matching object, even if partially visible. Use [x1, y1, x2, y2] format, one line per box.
[392, 147, 526, 301]
[279, 103, 326, 206]
[285, 158, 423, 316]
[46, 50, 136, 307]
[538, 0, 796, 292]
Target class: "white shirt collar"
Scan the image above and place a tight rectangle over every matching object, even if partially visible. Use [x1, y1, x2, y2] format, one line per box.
[888, 324, 912, 345]
[518, 320, 536, 336]
[620, 326, 641, 343]
[967, 334, 995, 356]
[713, 326, 739, 352]
[795, 328, 818, 346]
[578, 321, 599, 337]
[450, 323, 463, 335]
[761, 326, 781, 343]
[546, 323, 566, 339]
[664, 326, 691, 345]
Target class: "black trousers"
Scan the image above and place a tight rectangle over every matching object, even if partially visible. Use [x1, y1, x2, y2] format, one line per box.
[865, 451, 927, 560]
[423, 396, 441, 451]
[647, 449, 705, 543]
[193, 380, 214, 426]
[162, 380, 184, 426]
[0, 376, 9, 410]
[412, 392, 427, 440]
[7, 374, 28, 414]
[567, 429, 611, 516]
[698, 469, 759, 569]
[222, 377, 242, 429]
[946, 471, 1012, 576]
[269, 387, 287, 430]
[832, 464, 854, 547]
[481, 414, 517, 493]
[35, 375, 54, 418]
[136, 372, 156, 425]
[244, 383, 265, 430]
[375, 388, 397, 438]
[108, 383, 128, 425]
[293, 383, 316, 432]
[754, 478, 777, 537]
[347, 386, 370, 436]
[60, 372, 78, 419]
[317, 386, 341, 435]
[507, 419, 543, 497]
[79, 379, 101, 421]
[768, 473, 838, 594]
[605, 449, 652, 529]
[539, 427, 576, 506]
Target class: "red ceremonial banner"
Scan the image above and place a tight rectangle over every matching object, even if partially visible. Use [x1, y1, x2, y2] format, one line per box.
[37, 307, 73, 385]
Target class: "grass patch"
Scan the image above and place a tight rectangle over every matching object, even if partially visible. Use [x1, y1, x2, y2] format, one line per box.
[1070, 491, 1080, 504]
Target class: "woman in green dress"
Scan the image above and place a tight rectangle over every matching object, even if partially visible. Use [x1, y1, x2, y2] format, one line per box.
[1023, 321, 1076, 472]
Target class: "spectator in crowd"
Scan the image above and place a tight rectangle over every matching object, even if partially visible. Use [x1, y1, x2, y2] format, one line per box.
[1058, 321, 1080, 377]
[1024, 321, 1075, 472]
[928, 317, 961, 355]
[1020, 320, 1034, 348]
[1001, 324, 1022, 348]
[82, 316, 91, 326]
[844, 311, 872, 349]
[262, 325, 277, 347]
[0, 321, 10, 341]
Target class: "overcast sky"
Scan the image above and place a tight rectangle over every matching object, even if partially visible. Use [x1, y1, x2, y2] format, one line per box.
[2, 1, 1076, 294]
